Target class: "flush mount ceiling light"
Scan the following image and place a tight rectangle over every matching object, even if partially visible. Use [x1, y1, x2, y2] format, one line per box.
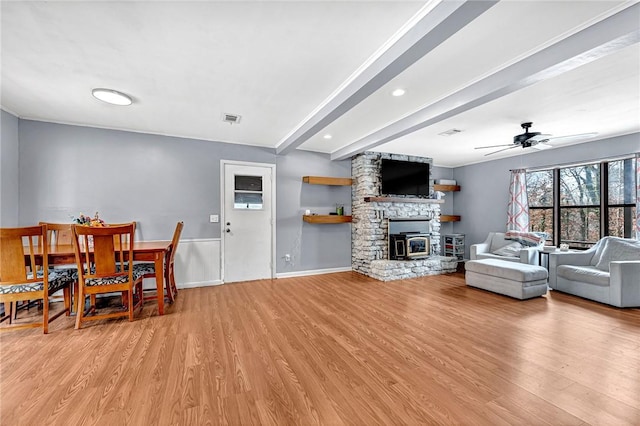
[391, 88, 406, 97]
[91, 88, 132, 106]
[323, 134, 333, 139]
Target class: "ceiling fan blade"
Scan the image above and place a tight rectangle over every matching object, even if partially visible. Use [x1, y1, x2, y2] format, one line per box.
[475, 143, 514, 149]
[543, 132, 598, 144]
[484, 145, 519, 156]
[527, 134, 552, 142]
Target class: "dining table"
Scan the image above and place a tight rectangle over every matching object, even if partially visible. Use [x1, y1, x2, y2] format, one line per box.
[35, 241, 172, 315]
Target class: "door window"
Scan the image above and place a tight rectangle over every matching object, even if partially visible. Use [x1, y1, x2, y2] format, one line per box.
[234, 175, 263, 209]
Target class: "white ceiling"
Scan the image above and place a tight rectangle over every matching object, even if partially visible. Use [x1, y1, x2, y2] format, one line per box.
[2, 1, 639, 167]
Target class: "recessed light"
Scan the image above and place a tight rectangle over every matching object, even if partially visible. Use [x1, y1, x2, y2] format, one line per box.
[323, 134, 332, 139]
[92, 88, 132, 106]
[391, 88, 406, 97]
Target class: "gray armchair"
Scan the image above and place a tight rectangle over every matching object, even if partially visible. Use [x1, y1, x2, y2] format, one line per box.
[548, 236, 640, 308]
[470, 232, 543, 265]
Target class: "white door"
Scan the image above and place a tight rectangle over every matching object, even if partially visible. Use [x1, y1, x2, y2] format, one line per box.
[222, 162, 275, 283]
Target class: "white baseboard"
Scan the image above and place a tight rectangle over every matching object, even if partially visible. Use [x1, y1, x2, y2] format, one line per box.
[276, 267, 352, 279]
[177, 280, 223, 289]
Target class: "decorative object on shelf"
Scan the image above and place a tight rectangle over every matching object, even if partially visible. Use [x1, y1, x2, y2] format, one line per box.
[305, 209, 311, 215]
[336, 204, 344, 215]
[72, 212, 105, 227]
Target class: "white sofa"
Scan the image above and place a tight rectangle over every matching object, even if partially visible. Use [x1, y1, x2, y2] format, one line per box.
[470, 232, 543, 266]
[548, 236, 640, 308]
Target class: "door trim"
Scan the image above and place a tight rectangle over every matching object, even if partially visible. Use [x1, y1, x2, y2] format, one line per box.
[220, 160, 276, 283]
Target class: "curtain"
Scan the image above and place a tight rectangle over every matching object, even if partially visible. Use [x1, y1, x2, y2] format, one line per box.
[636, 153, 639, 240]
[506, 169, 529, 232]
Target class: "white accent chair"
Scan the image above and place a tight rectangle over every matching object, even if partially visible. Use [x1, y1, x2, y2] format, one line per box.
[470, 232, 543, 266]
[548, 236, 640, 308]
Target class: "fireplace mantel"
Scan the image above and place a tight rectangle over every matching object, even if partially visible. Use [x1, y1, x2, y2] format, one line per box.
[363, 196, 444, 204]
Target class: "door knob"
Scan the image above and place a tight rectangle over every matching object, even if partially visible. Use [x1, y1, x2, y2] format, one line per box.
[226, 222, 231, 226]
[226, 228, 231, 233]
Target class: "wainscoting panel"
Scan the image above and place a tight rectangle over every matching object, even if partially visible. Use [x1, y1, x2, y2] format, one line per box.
[174, 238, 222, 288]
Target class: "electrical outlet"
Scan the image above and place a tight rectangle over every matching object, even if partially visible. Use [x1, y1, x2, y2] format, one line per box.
[284, 254, 291, 262]
[209, 214, 219, 223]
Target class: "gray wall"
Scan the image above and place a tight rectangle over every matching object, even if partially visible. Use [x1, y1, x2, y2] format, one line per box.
[16, 118, 351, 273]
[18, 120, 274, 240]
[452, 133, 640, 258]
[277, 150, 352, 272]
[0, 110, 20, 227]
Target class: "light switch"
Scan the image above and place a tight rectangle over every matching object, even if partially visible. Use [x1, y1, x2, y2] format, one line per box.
[210, 214, 219, 223]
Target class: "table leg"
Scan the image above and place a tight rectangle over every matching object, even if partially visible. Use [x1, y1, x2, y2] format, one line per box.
[154, 252, 165, 315]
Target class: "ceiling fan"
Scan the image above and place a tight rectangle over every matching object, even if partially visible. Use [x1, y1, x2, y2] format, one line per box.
[475, 122, 598, 156]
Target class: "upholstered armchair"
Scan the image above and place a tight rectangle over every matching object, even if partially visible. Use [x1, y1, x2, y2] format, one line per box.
[470, 231, 545, 266]
[548, 236, 640, 308]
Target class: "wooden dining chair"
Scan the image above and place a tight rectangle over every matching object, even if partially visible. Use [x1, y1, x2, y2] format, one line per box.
[134, 221, 184, 303]
[0, 225, 72, 333]
[38, 222, 80, 310]
[71, 223, 143, 329]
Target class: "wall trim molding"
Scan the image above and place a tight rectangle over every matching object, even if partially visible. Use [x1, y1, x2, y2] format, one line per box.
[276, 267, 352, 279]
[177, 280, 223, 289]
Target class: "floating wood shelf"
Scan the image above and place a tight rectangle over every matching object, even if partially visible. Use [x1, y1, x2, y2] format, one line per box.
[302, 176, 352, 186]
[303, 215, 352, 224]
[363, 196, 444, 204]
[433, 184, 460, 192]
[440, 215, 461, 222]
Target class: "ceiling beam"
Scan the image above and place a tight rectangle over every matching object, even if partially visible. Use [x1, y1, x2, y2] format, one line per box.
[274, 0, 498, 155]
[331, 3, 640, 161]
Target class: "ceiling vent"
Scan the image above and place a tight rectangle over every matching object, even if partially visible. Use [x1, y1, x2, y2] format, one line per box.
[222, 113, 241, 124]
[438, 128, 462, 136]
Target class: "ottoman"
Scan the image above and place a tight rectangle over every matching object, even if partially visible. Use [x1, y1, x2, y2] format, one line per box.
[465, 259, 548, 300]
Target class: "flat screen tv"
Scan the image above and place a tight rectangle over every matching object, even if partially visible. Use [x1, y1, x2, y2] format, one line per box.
[381, 159, 430, 197]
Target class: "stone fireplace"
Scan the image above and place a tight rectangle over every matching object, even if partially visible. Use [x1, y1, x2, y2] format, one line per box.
[352, 152, 457, 281]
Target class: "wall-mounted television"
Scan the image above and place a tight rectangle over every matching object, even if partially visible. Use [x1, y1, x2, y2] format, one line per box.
[381, 159, 430, 197]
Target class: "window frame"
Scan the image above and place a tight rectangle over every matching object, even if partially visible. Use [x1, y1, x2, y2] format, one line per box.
[526, 156, 637, 249]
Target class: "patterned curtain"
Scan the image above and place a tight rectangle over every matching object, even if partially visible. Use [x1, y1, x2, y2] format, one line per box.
[506, 169, 529, 232]
[636, 153, 640, 240]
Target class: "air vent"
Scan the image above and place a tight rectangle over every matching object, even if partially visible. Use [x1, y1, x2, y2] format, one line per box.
[222, 113, 241, 124]
[438, 128, 462, 136]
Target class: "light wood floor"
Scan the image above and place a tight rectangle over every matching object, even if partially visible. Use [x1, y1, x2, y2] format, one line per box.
[1, 271, 639, 425]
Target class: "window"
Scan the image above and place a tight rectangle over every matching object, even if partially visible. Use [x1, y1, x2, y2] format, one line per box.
[234, 175, 263, 209]
[527, 170, 553, 243]
[608, 158, 636, 238]
[526, 156, 637, 248]
[560, 164, 600, 248]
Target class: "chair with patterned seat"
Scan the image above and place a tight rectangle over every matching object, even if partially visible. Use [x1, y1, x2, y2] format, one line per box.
[39, 222, 80, 311]
[134, 221, 183, 304]
[0, 225, 72, 333]
[71, 223, 143, 329]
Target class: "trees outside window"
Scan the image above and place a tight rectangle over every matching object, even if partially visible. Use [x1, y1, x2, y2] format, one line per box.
[526, 156, 637, 248]
[527, 170, 553, 242]
[560, 164, 600, 248]
[608, 158, 636, 238]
